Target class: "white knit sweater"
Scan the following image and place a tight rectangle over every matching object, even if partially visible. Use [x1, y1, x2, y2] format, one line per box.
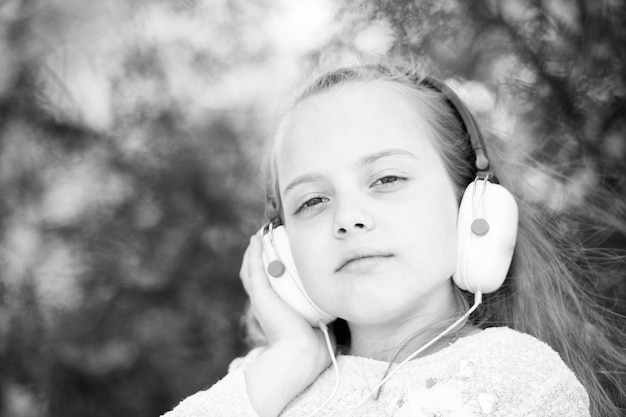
[162, 327, 590, 417]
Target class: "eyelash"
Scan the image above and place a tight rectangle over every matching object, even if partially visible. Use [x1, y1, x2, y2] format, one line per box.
[294, 196, 328, 215]
[372, 175, 405, 187]
[293, 175, 407, 215]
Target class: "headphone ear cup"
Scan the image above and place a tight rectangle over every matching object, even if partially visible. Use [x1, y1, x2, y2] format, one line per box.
[260, 226, 336, 326]
[453, 180, 518, 294]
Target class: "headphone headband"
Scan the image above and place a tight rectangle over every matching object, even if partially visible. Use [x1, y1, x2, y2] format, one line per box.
[418, 75, 493, 180]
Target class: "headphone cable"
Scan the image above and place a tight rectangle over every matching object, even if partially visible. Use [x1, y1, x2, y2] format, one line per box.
[304, 321, 341, 417]
[345, 291, 483, 416]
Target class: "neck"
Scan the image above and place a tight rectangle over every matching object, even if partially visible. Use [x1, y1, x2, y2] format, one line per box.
[346, 286, 462, 362]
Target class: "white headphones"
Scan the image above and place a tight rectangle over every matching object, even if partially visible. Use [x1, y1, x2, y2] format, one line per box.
[420, 76, 519, 294]
[260, 75, 519, 326]
[261, 222, 336, 325]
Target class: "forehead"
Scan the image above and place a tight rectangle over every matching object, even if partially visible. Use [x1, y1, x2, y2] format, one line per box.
[275, 81, 439, 180]
[278, 80, 431, 147]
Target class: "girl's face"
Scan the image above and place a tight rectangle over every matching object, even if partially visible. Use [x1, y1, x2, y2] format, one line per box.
[276, 81, 459, 327]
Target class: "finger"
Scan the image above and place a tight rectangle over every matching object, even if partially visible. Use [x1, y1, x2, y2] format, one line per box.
[242, 234, 315, 340]
[246, 235, 272, 297]
[244, 236, 294, 321]
[239, 237, 254, 294]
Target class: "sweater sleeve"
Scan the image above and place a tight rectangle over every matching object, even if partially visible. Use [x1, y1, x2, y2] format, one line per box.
[161, 368, 259, 417]
[161, 348, 265, 417]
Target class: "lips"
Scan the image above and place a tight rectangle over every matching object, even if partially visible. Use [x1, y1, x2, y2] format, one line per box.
[336, 249, 393, 272]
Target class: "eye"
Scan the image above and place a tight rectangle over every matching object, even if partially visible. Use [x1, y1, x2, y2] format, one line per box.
[371, 175, 406, 187]
[294, 196, 329, 214]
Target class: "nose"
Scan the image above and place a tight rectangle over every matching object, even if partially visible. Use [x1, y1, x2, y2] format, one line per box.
[333, 198, 374, 238]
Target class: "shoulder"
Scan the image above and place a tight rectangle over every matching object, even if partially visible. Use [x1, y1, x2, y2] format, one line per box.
[161, 368, 256, 417]
[453, 326, 579, 383]
[443, 326, 590, 415]
[372, 327, 590, 417]
[459, 326, 555, 355]
[457, 327, 570, 371]
[161, 348, 266, 417]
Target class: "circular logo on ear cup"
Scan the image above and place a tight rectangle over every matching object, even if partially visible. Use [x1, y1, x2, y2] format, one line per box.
[471, 218, 490, 236]
[268, 260, 286, 277]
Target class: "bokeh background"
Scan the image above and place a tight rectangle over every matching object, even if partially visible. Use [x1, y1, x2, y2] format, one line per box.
[1, 0, 625, 416]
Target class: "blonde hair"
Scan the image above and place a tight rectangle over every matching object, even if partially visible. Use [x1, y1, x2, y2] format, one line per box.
[252, 64, 626, 417]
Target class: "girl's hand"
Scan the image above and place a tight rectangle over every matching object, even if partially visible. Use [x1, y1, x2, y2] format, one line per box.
[240, 233, 324, 349]
[239, 234, 333, 417]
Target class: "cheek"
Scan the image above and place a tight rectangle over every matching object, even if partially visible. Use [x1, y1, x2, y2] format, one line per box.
[402, 194, 458, 276]
[424, 218, 457, 277]
[287, 229, 327, 290]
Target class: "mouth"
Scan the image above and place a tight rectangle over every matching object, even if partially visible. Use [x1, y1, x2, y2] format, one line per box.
[336, 250, 393, 273]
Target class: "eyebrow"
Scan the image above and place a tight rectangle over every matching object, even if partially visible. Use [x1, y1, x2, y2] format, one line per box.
[282, 148, 418, 197]
[359, 148, 418, 167]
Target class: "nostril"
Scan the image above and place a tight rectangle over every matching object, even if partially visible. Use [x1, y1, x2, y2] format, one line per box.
[338, 227, 347, 234]
[354, 223, 365, 229]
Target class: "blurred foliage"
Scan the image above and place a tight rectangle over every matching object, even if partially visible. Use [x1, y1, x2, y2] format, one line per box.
[0, 0, 624, 416]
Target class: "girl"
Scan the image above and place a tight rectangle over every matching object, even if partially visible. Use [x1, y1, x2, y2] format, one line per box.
[163, 65, 625, 417]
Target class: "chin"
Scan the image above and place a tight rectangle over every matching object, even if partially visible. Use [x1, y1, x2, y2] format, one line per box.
[342, 297, 414, 326]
